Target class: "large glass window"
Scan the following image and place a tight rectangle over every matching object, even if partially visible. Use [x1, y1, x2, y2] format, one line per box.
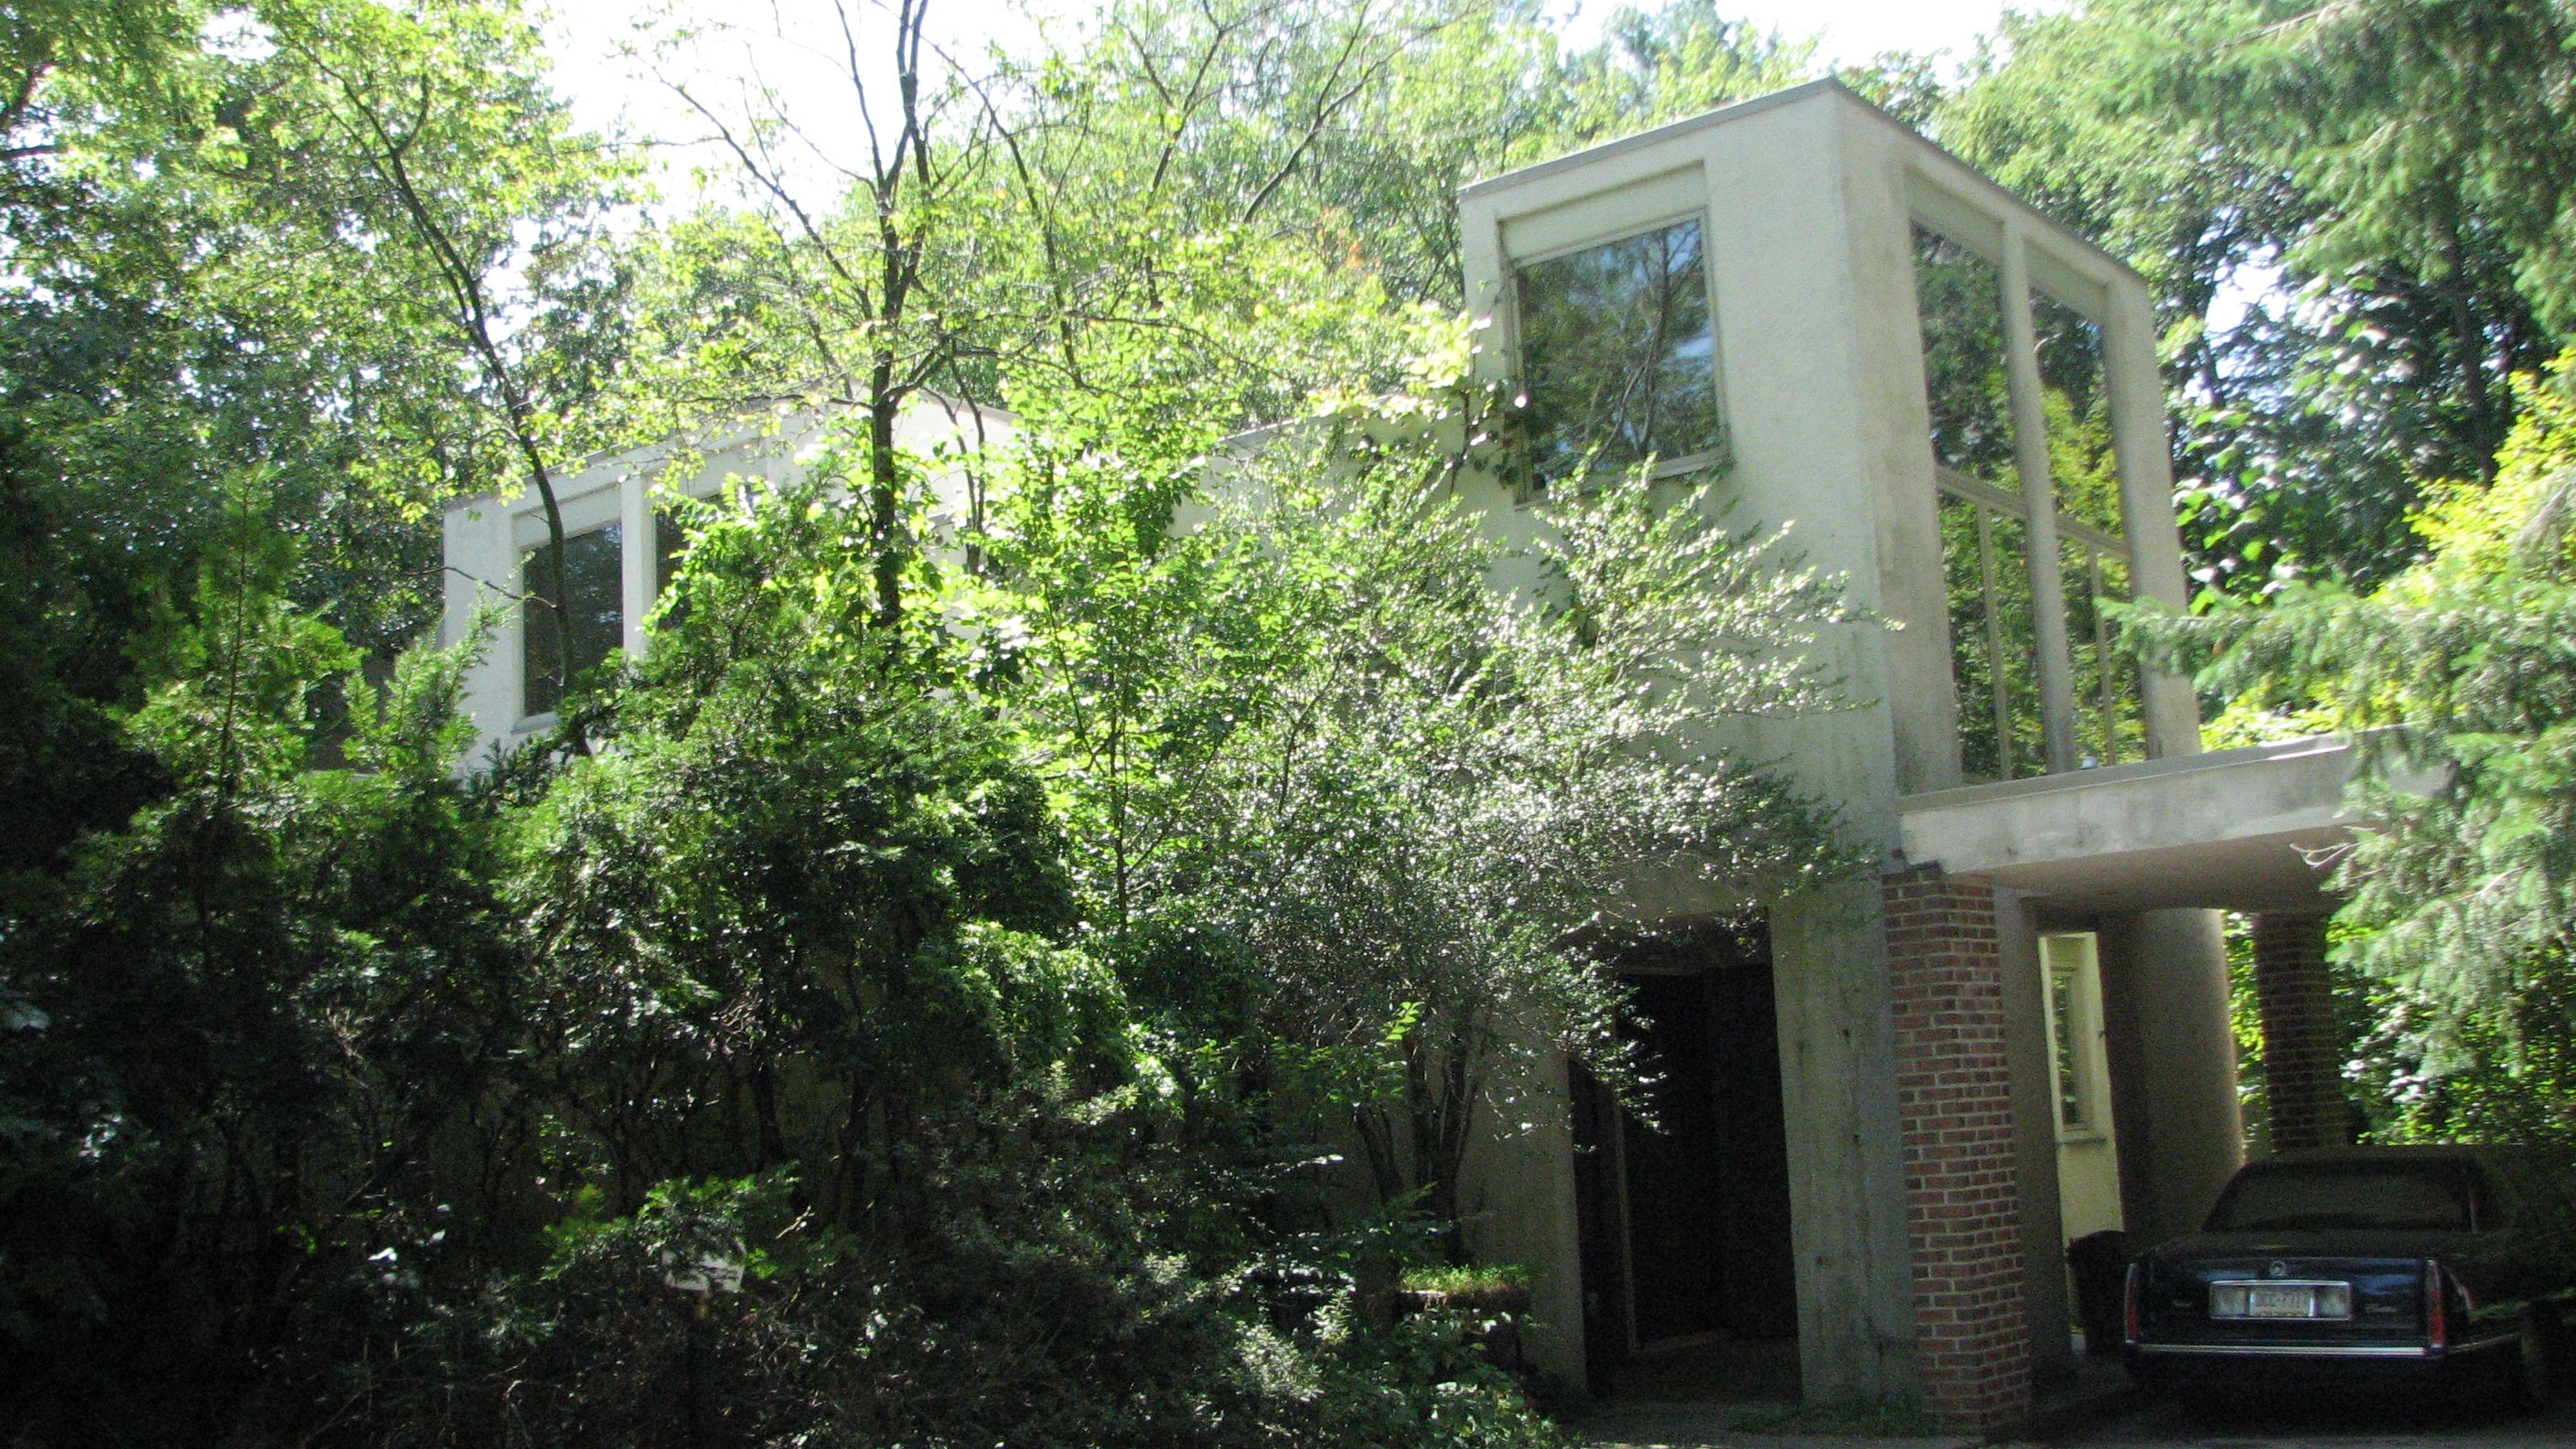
[1916, 226, 2045, 781]
[1516, 217, 1724, 483]
[1914, 227, 2018, 488]
[2034, 294, 2146, 767]
[522, 522, 623, 717]
[1918, 225, 2150, 778]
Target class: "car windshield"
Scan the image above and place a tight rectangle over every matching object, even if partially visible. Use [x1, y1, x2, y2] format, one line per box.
[2207, 1165, 2473, 1232]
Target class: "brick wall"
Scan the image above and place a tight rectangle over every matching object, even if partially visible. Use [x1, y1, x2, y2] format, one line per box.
[2251, 912, 2347, 1153]
[1884, 866, 2031, 1427]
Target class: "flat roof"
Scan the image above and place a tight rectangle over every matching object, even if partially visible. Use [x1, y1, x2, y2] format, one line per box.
[1457, 78, 2146, 290]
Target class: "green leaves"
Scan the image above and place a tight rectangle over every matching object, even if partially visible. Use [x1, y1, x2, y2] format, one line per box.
[984, 345, 1863, 1229]
[1941, 0, 2572, 596]
[2133, 355, 2576, 1147]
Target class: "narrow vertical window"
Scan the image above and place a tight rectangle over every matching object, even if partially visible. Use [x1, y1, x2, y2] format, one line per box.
[1916, 225, 2044, 781]
[522, 522, 624, 718]
[2042, 933, 2107, 1138]
[1516, 217, 1724, 484]
[2032, 295, 2145, 766]
[2050, 965, 2087, 1131]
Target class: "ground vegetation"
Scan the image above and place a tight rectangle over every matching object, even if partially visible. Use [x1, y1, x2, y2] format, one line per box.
[0, 3, 1864, 1444]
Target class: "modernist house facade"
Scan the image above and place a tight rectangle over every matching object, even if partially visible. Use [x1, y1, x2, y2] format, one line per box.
[443, 80, 2366, 1426]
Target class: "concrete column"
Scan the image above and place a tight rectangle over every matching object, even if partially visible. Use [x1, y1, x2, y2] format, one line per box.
[2102, 282, 2201, 760]
[1460, 1057, 1589, 1394]
[619, 469, 653, 660]
[1883, 867, 2032, 1428]
[1772, 883, 1917, 1405]
[2250, 913, 2349, 1153]
[2096, 910, 2244, 1245]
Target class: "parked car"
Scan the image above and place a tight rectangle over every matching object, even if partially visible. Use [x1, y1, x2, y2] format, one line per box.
[2124, 1144, 2576, 1408]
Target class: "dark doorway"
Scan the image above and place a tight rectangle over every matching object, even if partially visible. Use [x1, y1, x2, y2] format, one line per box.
[1570, 916, 1798, 1399]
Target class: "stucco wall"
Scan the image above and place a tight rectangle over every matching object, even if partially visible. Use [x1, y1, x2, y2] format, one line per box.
[440, 399, 1010, 766]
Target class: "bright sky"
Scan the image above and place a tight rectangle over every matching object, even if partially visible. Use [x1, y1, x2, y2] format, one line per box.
[537, 0, 2049, 200]
[1561, 0, 2042, 64]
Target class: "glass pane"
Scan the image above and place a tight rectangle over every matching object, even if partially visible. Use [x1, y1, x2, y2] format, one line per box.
[2210, 1165, 2471, 1232]
[2061, 540, 2147, 767]
[1517, 218, 1724, 482]
[2031, 293, 2123, 537]
[523, 522, 623, 717]
[1987, 510, 2045, 778]
[1913, 225, 2016, 487]
[1941, 493, 2003, 784]
[655, 511, 686, 597]
[1940, 495, 2045, 783]
[2050, 967, 2086, 1130]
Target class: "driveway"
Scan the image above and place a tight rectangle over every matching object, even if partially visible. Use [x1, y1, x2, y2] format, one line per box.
[1572, 1388, 2572, 1449]
[2035, 1392, 2576, 1449]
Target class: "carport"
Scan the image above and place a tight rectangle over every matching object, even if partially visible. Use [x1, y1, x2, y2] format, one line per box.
[1896, 735, 2371, 1384]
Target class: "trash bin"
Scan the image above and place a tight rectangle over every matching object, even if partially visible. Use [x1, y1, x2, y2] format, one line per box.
[2066, 1229, 2131, 1356]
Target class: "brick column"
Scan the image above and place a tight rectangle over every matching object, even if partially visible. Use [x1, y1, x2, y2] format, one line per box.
[2251, 912, 2347, 1152]
[1884, 866, 2031, 1428]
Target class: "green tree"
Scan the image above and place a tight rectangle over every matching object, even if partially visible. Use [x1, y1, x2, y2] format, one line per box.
[2134, 360, 2576, 1154]
[251, 0, 639, 715]
[1939, 0, 2575, 594]
[0, 508, 520, 1444]
[993, 335, 1863, 1240]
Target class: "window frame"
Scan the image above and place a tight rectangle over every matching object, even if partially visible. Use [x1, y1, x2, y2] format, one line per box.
[517, 519, 627, 726]
[1910, 199, 2155, 780]
[1505, 201, 1730, 496]
[2039, 932, 2112, 1145]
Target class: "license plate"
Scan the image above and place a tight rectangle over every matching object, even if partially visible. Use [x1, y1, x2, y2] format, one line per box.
[2210, 1282, 2354, 1320]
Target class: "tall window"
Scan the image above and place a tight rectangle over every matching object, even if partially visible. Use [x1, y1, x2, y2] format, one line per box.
[1916, 225, 2044, 781]
[522, 523, 624, 718]
[2041, 933, 2108, 1139]
[1916, 223, 2146, 781]
[1516, 217, 1724, 484]
[2032, 295, 2146, 767]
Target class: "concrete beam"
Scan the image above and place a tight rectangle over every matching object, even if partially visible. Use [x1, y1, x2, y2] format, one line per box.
[1895, 736, 2367, 913]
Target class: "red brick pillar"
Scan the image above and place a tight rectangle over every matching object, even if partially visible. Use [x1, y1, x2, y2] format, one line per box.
[1884, 866, 2031, 1427]
[2251, 913, 2347, 1152]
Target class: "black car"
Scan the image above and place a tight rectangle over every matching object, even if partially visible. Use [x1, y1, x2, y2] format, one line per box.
[2124, 1145, 2576, 1407]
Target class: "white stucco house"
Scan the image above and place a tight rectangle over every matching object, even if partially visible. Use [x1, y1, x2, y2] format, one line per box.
[443, 80, 2366, 1425]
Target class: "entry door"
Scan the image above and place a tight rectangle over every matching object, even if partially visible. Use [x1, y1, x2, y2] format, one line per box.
[1571, 923, 1798, 1383]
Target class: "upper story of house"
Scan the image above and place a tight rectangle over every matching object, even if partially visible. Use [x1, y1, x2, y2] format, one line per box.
[1451, 80, 2202, 818]
[439, 396, 1011, 761]
[445, 80, 2204, 824]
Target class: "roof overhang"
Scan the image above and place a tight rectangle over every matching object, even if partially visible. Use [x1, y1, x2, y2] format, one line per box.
[1896, 736, 2372, 915]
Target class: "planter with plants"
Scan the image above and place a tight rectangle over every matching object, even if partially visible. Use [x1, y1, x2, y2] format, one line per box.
[1392, 1264, 1533, 1372]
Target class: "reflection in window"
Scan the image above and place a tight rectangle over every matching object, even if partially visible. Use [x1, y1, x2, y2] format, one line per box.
[1918, 226, 2042, 780]
[523, 523, 623, 717]
[1914, 226, 2017, 486]
[1516, 218, 1723, 482]
[2062, 540, 2147, 767]
[1918, 230, 2152, 776]
[2031, 294, 2123, 535]
[1940, 495, 2044, 781]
